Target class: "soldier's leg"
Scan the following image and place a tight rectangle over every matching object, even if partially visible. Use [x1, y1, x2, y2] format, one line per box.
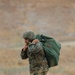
[30, 70, 48, 75]
[41, 71, 47, 75]
[30, 73, 38, 75]
[41, 71, 48, 75]
[30, 71, 38, 75]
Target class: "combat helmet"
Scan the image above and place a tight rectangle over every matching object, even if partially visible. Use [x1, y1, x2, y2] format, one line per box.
[23, 31, 36, 41]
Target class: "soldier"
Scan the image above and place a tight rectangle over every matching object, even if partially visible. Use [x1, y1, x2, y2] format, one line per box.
[21, 31, 49, 75]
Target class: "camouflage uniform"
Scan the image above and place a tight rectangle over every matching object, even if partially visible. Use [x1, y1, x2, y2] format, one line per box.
[21, 31, 49, 75]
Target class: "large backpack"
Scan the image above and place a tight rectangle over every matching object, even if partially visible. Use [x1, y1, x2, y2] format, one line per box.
[36, 34, 61, 68]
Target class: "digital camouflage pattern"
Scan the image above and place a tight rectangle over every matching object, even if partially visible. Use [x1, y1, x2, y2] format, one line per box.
[21, 42, 49, 75]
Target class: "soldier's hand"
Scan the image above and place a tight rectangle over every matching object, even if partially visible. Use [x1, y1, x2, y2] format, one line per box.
[32, 39, 39, 44]
[22, 45, 28, 51]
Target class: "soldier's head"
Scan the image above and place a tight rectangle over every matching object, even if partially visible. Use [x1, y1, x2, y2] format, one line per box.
[23, 31, 36, 44]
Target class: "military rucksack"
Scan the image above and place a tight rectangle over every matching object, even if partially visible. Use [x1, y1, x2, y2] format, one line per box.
[36, 34, 61, 68]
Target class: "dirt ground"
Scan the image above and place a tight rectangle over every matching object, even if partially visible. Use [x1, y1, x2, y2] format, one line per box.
[0, 41, 75, 75]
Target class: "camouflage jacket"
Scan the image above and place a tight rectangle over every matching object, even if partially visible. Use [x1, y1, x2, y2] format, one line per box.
[21, 42, 49, 74]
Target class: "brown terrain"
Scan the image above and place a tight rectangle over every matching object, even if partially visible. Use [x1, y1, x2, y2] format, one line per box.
[0, 0, 75, 75]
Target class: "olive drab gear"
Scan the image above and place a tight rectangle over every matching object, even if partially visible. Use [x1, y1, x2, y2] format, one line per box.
[36, 34, 61, 68]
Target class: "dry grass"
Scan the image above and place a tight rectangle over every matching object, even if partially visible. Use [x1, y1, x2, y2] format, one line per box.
[0, 0, 75, 45]
[0, 0, 75, 75]
[0, 42, 75, 75]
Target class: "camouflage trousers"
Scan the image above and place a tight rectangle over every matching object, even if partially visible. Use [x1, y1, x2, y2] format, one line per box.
[30, 67, 49, 75]
[30, 71, 48, 75]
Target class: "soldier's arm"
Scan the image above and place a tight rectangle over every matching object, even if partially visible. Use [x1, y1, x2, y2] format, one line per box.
[20, 48, 28, 59]
[28, 42, 43, 53]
